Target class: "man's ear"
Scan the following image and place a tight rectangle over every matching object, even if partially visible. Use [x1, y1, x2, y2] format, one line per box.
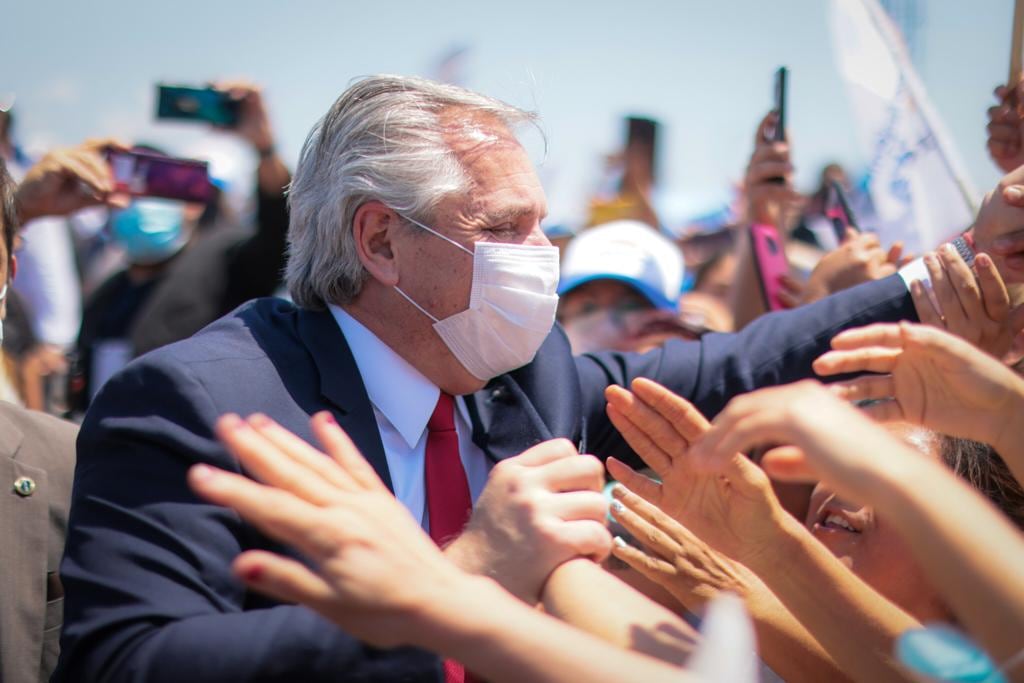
[10, 253, 17, 282]
[352, 201, 401, 287]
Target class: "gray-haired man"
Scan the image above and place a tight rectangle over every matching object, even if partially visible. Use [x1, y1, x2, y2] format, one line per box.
[56, 75, 1023, 682]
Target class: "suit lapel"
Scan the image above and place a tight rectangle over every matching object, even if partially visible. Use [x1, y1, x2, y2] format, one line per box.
[0, 411, 49, 683]
[295, 308, 393, 492]
[468, 374, 553, 462]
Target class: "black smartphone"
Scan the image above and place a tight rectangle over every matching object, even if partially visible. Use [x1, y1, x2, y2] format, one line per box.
[765, 67, 788, 184]
[106, 148, 213, 203]
[772, 67, 788, 142]
[624, 116, 659, 182]
[825, 180, 859, 243]
[156, 84, 240, 127]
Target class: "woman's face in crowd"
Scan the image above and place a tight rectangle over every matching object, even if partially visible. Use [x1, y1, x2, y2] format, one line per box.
[804, 423, 950, 622]
[559, 280, 678, 354]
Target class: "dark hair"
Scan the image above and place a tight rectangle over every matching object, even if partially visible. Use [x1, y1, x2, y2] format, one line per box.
[940, 436, 1024, 530]
[0, 158, 16, 262]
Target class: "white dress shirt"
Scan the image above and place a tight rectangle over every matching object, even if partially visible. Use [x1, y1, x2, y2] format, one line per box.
[330, 306, 492, 529]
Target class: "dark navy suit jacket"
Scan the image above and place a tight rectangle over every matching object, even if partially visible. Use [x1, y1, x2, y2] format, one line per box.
[54, 274, 916, 682]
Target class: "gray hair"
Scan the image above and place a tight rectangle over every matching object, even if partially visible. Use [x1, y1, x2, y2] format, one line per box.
[286, 74, 538, 310]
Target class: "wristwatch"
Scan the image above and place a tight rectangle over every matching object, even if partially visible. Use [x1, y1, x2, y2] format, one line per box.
[950, 233, 975, 267]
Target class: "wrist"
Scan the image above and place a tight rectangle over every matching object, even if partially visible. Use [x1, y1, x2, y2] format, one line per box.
[12, 188, 34, 225]
[442, 529, 485, 575]
[736, 508, 802, 572]
[255, 142, 276, 160]
[412, 574, 510, 655]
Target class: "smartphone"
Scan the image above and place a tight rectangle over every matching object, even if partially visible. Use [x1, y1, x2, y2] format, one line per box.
[765, 67, 789, 185]
[772, 67, 788, 142]
[106, 149, 213, 203]
[624, 116, 659, 184]
[156, 84, 240, 127]
[825, 180, 859, 243]
[750, 223, 790, 311]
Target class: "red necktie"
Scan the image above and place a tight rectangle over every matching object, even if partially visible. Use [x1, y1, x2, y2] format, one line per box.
[424, 392, 474, 683]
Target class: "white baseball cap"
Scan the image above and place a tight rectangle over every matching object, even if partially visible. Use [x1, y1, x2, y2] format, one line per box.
[558, 220, 685, 311]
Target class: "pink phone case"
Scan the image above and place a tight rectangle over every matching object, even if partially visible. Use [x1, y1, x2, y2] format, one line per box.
[750, 223, 790, 311]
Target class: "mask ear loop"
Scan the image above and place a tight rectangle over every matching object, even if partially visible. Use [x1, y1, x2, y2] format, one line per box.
[399, 214, 474, 256]
[393, 212, 476, 322]
[394, 285, 440, 323]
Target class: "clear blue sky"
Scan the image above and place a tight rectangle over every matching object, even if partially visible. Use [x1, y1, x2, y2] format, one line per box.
[2, 0, 1013, 227]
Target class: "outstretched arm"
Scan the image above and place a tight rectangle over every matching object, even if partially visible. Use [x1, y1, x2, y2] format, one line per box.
[190, 411, 698, 683]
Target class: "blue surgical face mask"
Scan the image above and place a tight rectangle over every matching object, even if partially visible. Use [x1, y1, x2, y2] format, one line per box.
[110, 199, 188, 265]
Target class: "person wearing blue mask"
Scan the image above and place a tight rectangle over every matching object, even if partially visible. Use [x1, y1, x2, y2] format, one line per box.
[0, 151, 98, 683]
[69, 82, 291, 413]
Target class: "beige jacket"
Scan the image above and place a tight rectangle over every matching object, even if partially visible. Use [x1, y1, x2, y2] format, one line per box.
[0, 402, 77, 683]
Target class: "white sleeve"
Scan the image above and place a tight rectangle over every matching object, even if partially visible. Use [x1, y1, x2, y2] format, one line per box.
[12, 216, 83, 348]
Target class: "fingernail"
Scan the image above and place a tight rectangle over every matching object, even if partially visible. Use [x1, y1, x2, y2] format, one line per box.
[321, 411, 337, 425]
[248, 413, 271, 427]
[1006, 186, 1023, 201]
[241, 563, 263, 582]
[219, 414, 244, 430]
[611, 483, 626, 497]
[610, 499, 625, 514]
[190, 464, 215, 481]
[613, 535, 628, 549]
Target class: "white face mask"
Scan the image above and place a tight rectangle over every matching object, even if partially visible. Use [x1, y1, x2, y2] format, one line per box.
[394, 215, 560, 381]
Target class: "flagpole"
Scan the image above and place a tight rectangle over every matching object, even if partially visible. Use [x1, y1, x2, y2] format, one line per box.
[858, 0, 978, 214]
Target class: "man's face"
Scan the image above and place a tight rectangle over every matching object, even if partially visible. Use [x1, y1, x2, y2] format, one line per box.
[392, 112, 549, 324]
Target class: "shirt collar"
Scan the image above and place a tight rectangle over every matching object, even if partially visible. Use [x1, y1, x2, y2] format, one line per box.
[330, 305, 440, 449]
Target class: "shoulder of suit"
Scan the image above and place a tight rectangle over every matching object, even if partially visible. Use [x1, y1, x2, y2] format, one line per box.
[0, 401, 77, 474]
[0, 401, 77, 441]
[134, 297, 301, 367]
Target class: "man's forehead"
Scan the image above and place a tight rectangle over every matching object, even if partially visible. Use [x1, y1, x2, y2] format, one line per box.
[439, 108, 520, 156]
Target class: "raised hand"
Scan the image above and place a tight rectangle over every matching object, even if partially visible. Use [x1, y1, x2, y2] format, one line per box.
[209, 81, 276, 153]
[608, 484, 762, 614]
[987, 80, 1024, 174]
[188, 411, 472, 648]
[689, 380, 925, 505]
[15, 138, 130, 222]
[743, 111, 804, 228]
[604, 378, 784, 566]
[799, 229, 904, 304]
[907, 246, 1024, 359]
[815, 322, 1024, 478]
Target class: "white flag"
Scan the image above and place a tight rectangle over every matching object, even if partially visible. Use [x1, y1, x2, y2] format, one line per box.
[830, 0, 978, 254]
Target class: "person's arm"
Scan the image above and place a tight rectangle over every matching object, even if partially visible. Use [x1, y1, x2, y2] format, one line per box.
[55, 359, 438, 682]
[541, 558, 698, 665]
[869, 453, 1024, 666]
[600, 377, 918, 682]
[217, 83, 292, 308]
[697, 379, 1024, 671]
[608, 486, 852, 683]
[187, 411, 694, 683]
[729, 110, 803, 329]
[13, 139, 129, 223]
[420, 574, 696, 683]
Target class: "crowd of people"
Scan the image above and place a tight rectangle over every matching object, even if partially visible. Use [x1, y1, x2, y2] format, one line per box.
[0, 63, 1022, 683]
